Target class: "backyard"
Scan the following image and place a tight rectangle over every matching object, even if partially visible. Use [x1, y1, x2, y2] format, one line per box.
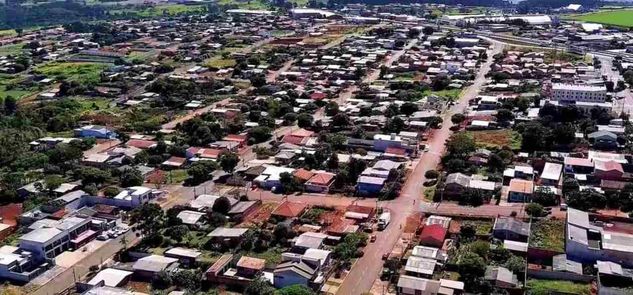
[465, 130, 522, 150]
[527, 279, 591, 295]
[528, 219, 565, 252]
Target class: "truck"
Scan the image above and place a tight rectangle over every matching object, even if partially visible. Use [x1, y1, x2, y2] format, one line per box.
[377, 212, 391, 230]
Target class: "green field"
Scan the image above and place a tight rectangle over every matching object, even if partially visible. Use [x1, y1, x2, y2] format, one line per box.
[0, 74, 39, 100]
[567, 9, 633, 27]
[0, 44, 24, 56]
[205, 57, 237, 69]
[34, 62, 109, 85]
[110, 4, 207, 18]
[527, 279, 591, 295]
[216, 0, 269, 9]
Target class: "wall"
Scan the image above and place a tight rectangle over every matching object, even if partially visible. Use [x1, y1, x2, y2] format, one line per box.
[527, 268, 593, 283]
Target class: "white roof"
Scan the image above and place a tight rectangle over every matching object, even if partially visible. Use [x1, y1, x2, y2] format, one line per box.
[541, 162, 563, 181]
[20, 227, 63, 244]
[165, 247, 202, 259]
[132, 255, 178, 273]
[88, 268, 133, 287]
[176, 210, 206, 225]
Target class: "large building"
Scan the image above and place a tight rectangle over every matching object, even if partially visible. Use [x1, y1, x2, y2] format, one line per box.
[550, 84, 607, 103]
[19, 216, 94, 262]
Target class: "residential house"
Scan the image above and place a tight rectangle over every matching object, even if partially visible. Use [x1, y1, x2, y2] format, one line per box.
[493, 217, 530, 242]
[236, 256, 266, 278]
[273, 260, 320, 289]
[254, 166, 296, 189]
[272, 201, 307, 220]
[19, 216, 93, 262]
[540, 162, 562, 187]
[444, 173, 471, 196]
[594, 160, 624, 181]
[176, 211, 206, 227]
[207, 228, 249, 248]
[305, 172, 336, 193]
[164, 247, 201, 265]
[508, 179, 534, 202]
[227, 201, 260, 222]
[86, 268, 133, 288]
[132, 255, 179, 279]
[485, 266, 520, 289]
[293, 232, 327, 253]
[396, 275, 440, 295]
[589, 131, 618, 149]
[420, 224, 447, 248]
[356, 176, 386, 196]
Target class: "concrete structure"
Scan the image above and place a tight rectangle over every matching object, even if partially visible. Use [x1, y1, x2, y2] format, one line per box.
[550, 84, 607, 103]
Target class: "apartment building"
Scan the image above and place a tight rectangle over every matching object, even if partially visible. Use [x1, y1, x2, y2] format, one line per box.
[550, 84, 607, 103]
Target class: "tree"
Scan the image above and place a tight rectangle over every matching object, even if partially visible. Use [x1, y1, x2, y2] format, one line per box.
[43, 174, 64, 193]
[504, 255, 526, 274]
[457, 252, 486, 281]
[446, 133, 476, 157]
[130, 203, 164, 237]
[496, 109, 514, 123]
[325, 101, 339, 116]
[400, 102, 419, 116]
[187, 161, 218, 184]
[487, 154, 505, 173]
[567, 189, 606, 211]
[171, 269, 200, 291]
[277, 285, 317, 295]
[119, 168, 144, 187]
[4, 96, 17, 115]
[165, 225, 189, 242]
[297, 113, 313, 128]
[212, 196, 232, 215]
[244, 276, 275, 295]
[451, 113, 466, 124]
[152, 270, 172, 290]
[532, 187, 557, 206]
[467, 240, 490, 259]
[248, 126, 272, 143]
[459, 223, 476, 242]
[525, 203, 544, 217]
[424, 170, 439, 179]
[219, 152, 239, 174]
[460, 188, 484, 206]
[422, 26, 434, 35]
[250, 75, 266, 88]
[331, 113, 351, 128]
[327, 153, 339, 170]
[273, 223, 293, 241]
[76, 166, 110, 186]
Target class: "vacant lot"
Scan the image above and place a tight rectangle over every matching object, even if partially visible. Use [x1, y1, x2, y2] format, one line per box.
[529, 219, 565, 252]
[0, 74, 38, 100]
[35, 62, 108, 85]
[205, 58, 237, 69]
[527, 279, 591, 295]
[0, 44, 24, 56]
[567, 9, 633, 27]
[465, 130, 522, 150]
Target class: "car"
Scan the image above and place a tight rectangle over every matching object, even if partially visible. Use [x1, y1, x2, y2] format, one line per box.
[382, 253, 389, 260]
[370, 234, 377, 242]
[560, 203, 568, 211]
[97, 234, 108, 241]
[107, 231, 117, 238]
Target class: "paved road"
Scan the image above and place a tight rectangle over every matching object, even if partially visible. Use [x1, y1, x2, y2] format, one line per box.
[335, 41, 505, 295]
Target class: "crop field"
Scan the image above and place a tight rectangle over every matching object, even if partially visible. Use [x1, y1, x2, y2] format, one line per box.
[567, 9, 633, 27]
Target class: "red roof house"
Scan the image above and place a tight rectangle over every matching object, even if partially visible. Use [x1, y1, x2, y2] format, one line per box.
[282, 129, 314, 146]
[272, 201, 308, 219]
[223, 134, 248, 147]
[420, 224, 447, 248]
[305, 172, 336, 193]
[126, 139, 157, 150]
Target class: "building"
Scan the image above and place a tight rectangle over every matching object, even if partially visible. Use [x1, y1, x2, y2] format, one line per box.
[550, 84, 607, 103]
[540, 162, 563, 186]
[176, 211, 206, 227]
[356, 176, 386, 196]
[508, 179, 534, 202]
[420, 224, 447, 248]
[19, 216, 93, 262]
[207, 228, 249, 247]
[74, 125, 117, 139]
[254, 166, 295, 189]
[164, 247, 201, 265]
[305, 172, 336, 193]
[290, 8, 336, 18]
[86, 268, 133, 288]
[0, 245, 49, 282]
[493, 217, 530, 242]
[589, 131, 618, 149]
[132, 255, 179, 279]
[485, 266, 520, 289]
[273, 260, 320, 289]
[272, 201, 307, 219]
[566, 208, 633, 267]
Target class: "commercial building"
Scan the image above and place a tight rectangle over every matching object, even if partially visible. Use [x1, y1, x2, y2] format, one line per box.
[550, 84, 607, 103]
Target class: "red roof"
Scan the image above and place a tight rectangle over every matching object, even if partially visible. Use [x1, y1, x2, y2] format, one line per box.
[0, 204, 22, 226]
[292, 129, 314, 138]
[420, 224, 447, 243]
[346, 204, 374, 216]
[385, 147, 407, 156]
[307, 172, 335, 186]
[272, 201, 307, 218]
[126, 139, 156, 149]
[310, 92, 327, 101]
[293, 169, 315, 182]
[223, 134, 248, 143]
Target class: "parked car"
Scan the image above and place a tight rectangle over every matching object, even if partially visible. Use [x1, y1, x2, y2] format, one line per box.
[370, 234, 377, 242]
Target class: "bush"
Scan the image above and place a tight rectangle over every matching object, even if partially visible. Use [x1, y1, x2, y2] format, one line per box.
[424, 170, 439, 179]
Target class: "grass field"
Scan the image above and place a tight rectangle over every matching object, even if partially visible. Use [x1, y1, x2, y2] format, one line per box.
[0, 29, 17, 38]
[0, 74, 39, 100]
[0, 44, 24, 56]
[110, 4, 207, 18]
[465, 130, 522, 150]
[566, 9, 633, 27]
[529, 219, 565, 252]
[527, 279, 591, 295]
[216, 0, 269, 9]
[205, 57, 237, 69]
[35, 62, 109, 85]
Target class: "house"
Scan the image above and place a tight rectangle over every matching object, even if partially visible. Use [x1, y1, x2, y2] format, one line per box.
[0, 245, 49, 282]
[396, 275, 440, 295]
[254, 166, 295, 189]
[552, 254, 583, 275]
[405, 256, 437, 278]
[227, 201, 260, 222]
[410, 246, 448, 262]
[508, 179, 534, 202]
[176, 210, 206, 227]
[540, 162, 562, 187]
[132, 255, 179, 279]
[273, 260, 319, 289]
[272, 201, 307, 219]
[566, 208, 633, 267]
[485, 266, 520, 289]
[74, 125, 117, 139]
[236, 256, 266, 278]
[564, 157, 594, 174]
[282, 129, 315, 146]
[503, 166, 535, 184]
[493, 217, 530, 242]
[162, 156, 187, 169]
[87, 268, 133, 288]
[293, 232, 327, 253]
[164, 247, 201, 265]
[356, 176, 386, 196]
[444, 173, 470, 196]
[373, 134, 406, 152]
[305, 172, 336, 193]
[596, 260, 633, 294]
[189, 194, 238, 211]
[594, 160, 624, 181]
[420, 224, 447, 248]
[105, 186, 156, 208]
[207, 228, 249, 247]
[589, 131, 618, 149]
[125, 139, 157, 150]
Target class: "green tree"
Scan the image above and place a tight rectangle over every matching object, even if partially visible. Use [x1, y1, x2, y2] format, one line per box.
[446, 133, 476, 157]
[297, 113, 313, 128]
[277, 285, 317, 295]
[43, 174, 64, 193]
[130, 203, 164, 236]
[165, 225, 189, 242]
[325, 101, 339, 116]
[504, 255, 526, 273]
[459, 223, 476, 242]
[457, 252, 486, 282]
[171, 269, 200, 291]
[525, 203, 544, 217]
[219, 152, 239, 174]
[532, 187, 557, 206]
[119, 168, 143, 187]
[244, 276, 275, 295]
[187, 161, 218, 184]
[212, 196, 232, 215]
[451, 113, 466, 124]
[248, 126, 272, 143]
